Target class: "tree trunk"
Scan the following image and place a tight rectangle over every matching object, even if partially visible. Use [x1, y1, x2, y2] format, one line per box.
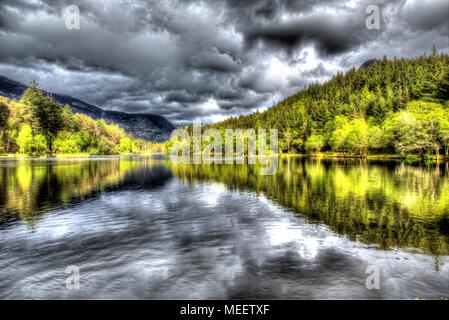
[48, 139, 53, 155]
[419, 149, 424, 161]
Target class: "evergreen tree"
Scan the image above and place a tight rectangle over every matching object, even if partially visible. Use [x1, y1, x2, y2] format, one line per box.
[21, 83, 64, 152]
[437, 68, 449, 100]
[0, 101, 10, 152]
[0, 101, 8, 130]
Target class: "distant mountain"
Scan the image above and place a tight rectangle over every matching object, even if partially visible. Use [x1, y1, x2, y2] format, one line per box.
[360, 59, 378, 69]
[0, 75, 174, 142]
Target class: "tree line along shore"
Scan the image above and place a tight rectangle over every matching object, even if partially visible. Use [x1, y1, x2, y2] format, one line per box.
[1, 51, 448, 160]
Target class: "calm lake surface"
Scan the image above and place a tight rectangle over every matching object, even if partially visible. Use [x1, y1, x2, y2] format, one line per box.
[0, 157, 448, 299]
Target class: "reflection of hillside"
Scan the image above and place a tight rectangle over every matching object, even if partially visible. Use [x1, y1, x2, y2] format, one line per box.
[171, 158, 449, 255]
[0, 158, 172, 225]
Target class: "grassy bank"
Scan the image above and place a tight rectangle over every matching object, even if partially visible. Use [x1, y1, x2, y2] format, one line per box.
[0, 153, 133, 159]
[3, 152, 448, 162]
[280, 152, 449, 161]
[0, 153, 170, 159]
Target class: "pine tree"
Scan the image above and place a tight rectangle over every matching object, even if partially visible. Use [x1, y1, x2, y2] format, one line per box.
[432, 44, 437, 57]
[0, 101, 10, 152]
[0, 101, 9, 131]
[437, 68, 449, 100]
[20, 82, 64, 153]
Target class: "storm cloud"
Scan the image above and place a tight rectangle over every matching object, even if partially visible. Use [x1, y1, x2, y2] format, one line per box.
[0, 0, 448, 125]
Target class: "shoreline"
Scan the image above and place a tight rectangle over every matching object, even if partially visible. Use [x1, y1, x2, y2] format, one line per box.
[1, 152, 449, 162]
[280, 153, 449, 161]
[0, 153, 167, 159]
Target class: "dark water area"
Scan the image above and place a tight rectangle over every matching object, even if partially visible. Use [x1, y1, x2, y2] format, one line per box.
[0, 157, 448, 299]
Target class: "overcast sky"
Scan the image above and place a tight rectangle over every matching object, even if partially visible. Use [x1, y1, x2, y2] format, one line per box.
[0, 0, 448, 125]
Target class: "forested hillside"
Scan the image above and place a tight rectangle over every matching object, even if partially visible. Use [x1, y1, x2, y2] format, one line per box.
[208, 51, 449, 157]
[0, 83, 164, 156]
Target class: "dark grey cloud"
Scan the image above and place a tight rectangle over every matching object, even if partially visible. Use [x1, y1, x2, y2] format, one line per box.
[165, 91, 202, 104]
[242, 13, 369, 56]
[188, 48, 242, 73]
[0, 0, 448, 125]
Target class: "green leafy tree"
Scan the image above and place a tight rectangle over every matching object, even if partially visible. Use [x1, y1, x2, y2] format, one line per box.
[305, 134, 324, 153]
[33, 134, 48, 155]
[330, 116, 350, 152]
[346, 119, 369, 156]
[116, 137, 134, 154]
[384, 111, 433, 157]
[53, 131, 82, 154]
[17, 124, 34, 155]
[283, 129, 293, 153]
[439, 117, 449, 155]
[368, 125, 387, 152]
[97, 136, 115, 155]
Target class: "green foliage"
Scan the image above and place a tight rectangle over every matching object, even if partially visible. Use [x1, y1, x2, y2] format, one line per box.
[440, 117, 449, 156]
[17, 124, 48, 155]
[330, 116, 350, 152]
[208, 52, 449, 157]
[0, 82, 160, 156]
[117, 137, 139, 154]
[346, 118, 369, 155]
[20, 83, 63, 150]
[53, 131, 82, 154]
[97, 136, 115, 155]
[437, 68, 449, 100]
[367, 125, 387, 152]
[33, 134, 48, 156]
[17, 124, 33, 154]
[383, 101, 449, 156]
[328, 117, 370, 155]
[304, 134, 324, 153]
